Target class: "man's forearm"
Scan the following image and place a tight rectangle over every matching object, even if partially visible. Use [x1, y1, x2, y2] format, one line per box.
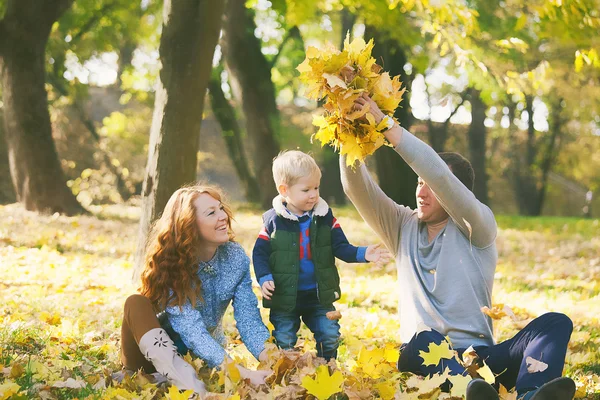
[382, 123, 403, 148]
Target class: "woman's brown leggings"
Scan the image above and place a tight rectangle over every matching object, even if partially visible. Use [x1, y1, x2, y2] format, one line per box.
[120, 294, 161, 373]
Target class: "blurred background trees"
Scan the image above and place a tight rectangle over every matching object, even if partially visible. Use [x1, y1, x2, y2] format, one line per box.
[0, 0, 598, 222]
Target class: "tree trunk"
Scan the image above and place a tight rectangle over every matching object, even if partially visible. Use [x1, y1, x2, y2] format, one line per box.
[508, 97, 563, 216]
[535, 98, 564, 215]
[0, 111, 17, 204]
[366, 26, 417, 209]
[0, 0, 85, 215]
[133, 0, 225, 278]
[467, 88, 489, 205]
[208, 67, 261, 203]
[221, 0, 280, 210]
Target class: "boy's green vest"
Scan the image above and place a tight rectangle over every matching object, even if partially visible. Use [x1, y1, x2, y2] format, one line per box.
[263, 217, 341, 312]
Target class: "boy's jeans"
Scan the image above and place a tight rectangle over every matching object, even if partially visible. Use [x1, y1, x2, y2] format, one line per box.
[269, 289, 340, 360]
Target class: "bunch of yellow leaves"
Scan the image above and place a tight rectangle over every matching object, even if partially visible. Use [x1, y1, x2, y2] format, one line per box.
[297, 34, 406, 167]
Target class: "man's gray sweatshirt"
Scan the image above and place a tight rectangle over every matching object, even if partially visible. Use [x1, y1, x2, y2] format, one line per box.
[340, 128, 498, 348]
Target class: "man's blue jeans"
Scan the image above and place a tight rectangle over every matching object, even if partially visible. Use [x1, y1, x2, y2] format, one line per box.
[269, 289, 341, 360]
[397, 312, 573, 396]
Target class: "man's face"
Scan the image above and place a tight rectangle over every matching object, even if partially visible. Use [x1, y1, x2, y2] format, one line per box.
[415, 177, 449, 223]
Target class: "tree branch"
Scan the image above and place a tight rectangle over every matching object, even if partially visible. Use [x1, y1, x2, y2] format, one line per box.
[69, 2, 118, 46]
[269, 25, 301, 69]
[444, 93, 467, 125]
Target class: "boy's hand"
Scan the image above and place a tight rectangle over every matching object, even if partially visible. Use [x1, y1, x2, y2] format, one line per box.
[365, 244, 393, 266]
[261, 280, 276, 300]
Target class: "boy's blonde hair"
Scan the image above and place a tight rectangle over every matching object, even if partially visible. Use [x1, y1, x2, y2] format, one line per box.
[272, 150, 322, 187]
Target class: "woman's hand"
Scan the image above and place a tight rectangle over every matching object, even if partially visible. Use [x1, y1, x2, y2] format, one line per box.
[365, 244, 393, 266]
[258, 349, 269, 363]
[236, 365, 272, 386]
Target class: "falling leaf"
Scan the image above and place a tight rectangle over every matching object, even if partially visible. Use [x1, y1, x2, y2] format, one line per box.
[419, 341, 455, 367]
[525, 356, 548, 373]
[326, 310, 342, 320]
[301, 365, 344, 400]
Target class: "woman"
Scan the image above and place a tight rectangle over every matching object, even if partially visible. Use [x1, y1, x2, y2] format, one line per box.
[120, 185, 272, 394]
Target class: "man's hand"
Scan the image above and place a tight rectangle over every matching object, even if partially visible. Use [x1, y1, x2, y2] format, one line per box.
[354, 92, 385, 124]
[261, 280, 275, 300]
[365, 244, 393, 266]
[354, 93, 403, 147]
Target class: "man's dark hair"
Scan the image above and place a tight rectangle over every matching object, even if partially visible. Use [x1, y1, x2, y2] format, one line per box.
[438, 152, 475, 191]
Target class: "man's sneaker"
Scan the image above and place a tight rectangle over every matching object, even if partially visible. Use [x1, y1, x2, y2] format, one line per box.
[518, 377, 576, 400]
[466, 378, 499, 400]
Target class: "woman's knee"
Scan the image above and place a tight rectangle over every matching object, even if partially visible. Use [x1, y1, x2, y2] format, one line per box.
[124, 294, 153, 313]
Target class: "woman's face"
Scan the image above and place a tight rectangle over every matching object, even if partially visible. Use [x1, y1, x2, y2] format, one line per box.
[193, 193, 230, 247]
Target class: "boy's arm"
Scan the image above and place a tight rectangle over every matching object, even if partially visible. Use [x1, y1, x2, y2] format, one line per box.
[252, 224, 274, 286]
[327, 209, 368, 263]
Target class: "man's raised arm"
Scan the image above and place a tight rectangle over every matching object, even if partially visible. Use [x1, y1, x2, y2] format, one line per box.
[395, 128, 497, 248]
[340, 156, 412, 256]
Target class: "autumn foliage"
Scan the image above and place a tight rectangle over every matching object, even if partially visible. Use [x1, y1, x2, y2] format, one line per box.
[297, 35, 406, 167]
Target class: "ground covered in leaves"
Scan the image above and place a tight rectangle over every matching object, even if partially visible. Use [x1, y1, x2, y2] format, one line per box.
[0, 203, 598, 399]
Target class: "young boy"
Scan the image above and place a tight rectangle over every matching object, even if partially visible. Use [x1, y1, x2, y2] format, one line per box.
[252, 150, 390, 360]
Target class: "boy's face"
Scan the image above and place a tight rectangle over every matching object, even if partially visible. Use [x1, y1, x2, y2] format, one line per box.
[279, 173, 321, 215]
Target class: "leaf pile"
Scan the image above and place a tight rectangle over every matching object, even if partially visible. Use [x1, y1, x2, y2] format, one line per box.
[0, 204, 599, 399]
[297, 35, 406, 167]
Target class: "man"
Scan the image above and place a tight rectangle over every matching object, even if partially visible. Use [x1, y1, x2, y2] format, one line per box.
[340, 93, 575, 400]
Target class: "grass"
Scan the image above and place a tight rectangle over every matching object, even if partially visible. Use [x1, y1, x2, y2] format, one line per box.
[0, 203, 598, 399]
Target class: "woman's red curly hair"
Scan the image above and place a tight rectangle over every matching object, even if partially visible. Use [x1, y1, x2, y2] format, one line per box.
[139, 184, 235, 311]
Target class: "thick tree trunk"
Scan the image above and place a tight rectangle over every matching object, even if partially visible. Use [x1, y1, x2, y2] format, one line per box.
[467, 88, 489, 205]
[134, 0, 225, 277]
[208, 68, 261, 203]
[427, 120, 449, 152]
[221, 0, 280, 210]
[366, 26, 417, 209]
[0, 0, 85, 215]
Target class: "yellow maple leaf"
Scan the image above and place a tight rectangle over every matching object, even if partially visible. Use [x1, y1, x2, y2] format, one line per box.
[375, 381, 396, 400]
[499, 384, 518, 400]
[0, 381, 20, 400]
[448, 374, 472, 397]
[165, 385, 194, 400]
[477, 361, 496, 384]
[301, 365, 344, 400]
[384, 343, 400, 363]
[419, 341, 455, 367]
